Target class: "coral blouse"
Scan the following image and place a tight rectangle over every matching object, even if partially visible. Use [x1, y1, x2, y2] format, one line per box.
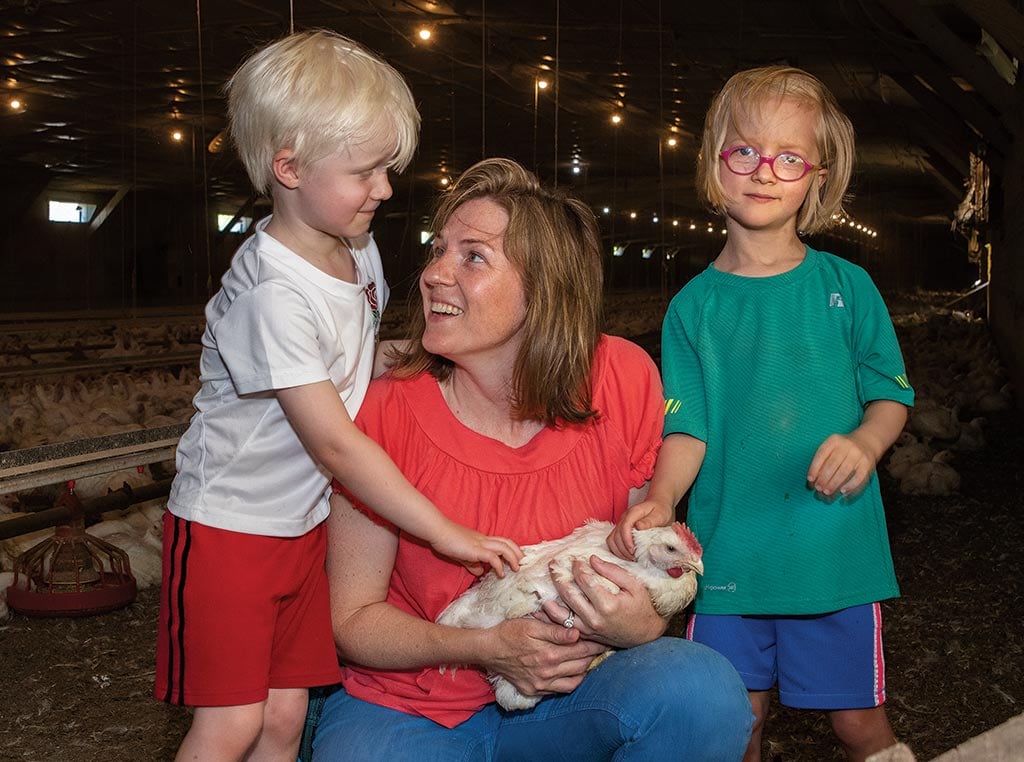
[337, 335, 663, 727]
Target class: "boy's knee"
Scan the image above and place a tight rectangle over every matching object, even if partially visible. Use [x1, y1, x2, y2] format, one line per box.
[264, 689, 310, 745]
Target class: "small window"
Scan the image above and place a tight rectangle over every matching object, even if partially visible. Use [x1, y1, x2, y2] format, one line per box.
[420, 230, 434, 245]
[49, 200, 96, 223]
[217, 214, 252, 233]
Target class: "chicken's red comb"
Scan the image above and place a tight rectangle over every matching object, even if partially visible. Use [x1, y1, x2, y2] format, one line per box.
[672, 522, 703, 556]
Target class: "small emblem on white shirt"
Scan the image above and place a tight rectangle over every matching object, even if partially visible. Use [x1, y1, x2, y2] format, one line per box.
[828, 292, 845, 308]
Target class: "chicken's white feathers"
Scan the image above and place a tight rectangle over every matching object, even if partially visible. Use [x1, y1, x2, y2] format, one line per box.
[436, 519, 704, 710]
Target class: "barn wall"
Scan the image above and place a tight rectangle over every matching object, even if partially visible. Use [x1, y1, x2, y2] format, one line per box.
[991, 111, 1024, 414]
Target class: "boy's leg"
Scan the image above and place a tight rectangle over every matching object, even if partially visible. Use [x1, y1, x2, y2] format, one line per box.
[829, 706, 897, 762]
[247, 688, 309, 761]
[493, 638, 753, 761]
[175, 703, 266, 761]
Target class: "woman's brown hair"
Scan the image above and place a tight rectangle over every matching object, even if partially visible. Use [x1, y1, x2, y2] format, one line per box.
[391, 158, 604, 425]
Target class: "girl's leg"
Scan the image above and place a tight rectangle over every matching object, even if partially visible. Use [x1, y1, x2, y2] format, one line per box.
[829, 706, 897, 762]
[742, 690, 771, 762]
[493, 638, 753, 762]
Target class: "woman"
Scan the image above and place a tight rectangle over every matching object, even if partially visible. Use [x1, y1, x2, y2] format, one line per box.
[309, 159, 752, 760]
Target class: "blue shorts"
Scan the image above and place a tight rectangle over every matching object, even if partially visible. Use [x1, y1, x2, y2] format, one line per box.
[686, 603, 887, 710]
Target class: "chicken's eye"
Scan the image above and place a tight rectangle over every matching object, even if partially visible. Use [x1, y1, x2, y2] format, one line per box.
[665, 545, 677, 553]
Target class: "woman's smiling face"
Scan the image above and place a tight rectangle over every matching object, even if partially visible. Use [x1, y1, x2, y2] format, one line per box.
[419, 197, 528, 369]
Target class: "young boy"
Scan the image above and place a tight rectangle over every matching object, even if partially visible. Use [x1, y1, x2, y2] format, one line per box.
[155, 30, 520, 761]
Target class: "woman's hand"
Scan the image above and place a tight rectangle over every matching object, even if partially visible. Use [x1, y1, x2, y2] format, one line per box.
[482, 618, 608, 702]
[542, 556, 668, 649]
[432, 521, 524, 578]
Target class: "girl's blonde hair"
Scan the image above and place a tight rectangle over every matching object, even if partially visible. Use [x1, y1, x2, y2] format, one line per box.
[696, 65, 855, 234]
[226, 30, 419, 195]
[392, 158, 604, 425]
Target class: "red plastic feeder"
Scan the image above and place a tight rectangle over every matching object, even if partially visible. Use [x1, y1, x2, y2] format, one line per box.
[5, 482, 137, 618]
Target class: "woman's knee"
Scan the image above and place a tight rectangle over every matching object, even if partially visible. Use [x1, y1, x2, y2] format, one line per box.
[612, 638, 749, 712]
[592, 639, 752, 758]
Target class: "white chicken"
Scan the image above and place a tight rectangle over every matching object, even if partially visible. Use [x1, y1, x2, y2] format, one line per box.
[436, 519, 704, 711]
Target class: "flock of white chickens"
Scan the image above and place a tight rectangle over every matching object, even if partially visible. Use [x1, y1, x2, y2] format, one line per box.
[0, 293, 1017, 623]
[885, 304, 1014, 496]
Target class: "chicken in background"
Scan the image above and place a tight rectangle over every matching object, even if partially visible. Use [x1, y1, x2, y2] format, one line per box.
[436, 519, 704, 710]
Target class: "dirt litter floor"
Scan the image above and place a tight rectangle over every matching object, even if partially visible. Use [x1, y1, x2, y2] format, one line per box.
[1, 296, 1022, 761]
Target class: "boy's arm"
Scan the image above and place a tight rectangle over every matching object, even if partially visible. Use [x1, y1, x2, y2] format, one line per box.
[807, 399, 908, 498]
[278, 379, 522, 575]
[606, 432, 707, 559]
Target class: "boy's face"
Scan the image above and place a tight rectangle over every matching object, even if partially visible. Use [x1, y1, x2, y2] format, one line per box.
[719, 97, 823, 234]
[288, 138, 395, 240]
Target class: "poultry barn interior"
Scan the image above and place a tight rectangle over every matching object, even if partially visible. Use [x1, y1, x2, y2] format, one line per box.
[1, 1, 1023, 759]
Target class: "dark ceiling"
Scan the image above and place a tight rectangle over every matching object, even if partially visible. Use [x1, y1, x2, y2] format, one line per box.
[2, 0, 1021, 251]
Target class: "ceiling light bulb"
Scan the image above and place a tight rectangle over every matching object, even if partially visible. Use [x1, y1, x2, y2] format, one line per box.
[629, 211, 637, 219]
[418, 28, 431, 41]
[171, 130, 184, 142]
[667, 137, 677, 147]
[611, 114, 621, 125]
[9, 98, 21, 110]
[537, 79, 548, 89]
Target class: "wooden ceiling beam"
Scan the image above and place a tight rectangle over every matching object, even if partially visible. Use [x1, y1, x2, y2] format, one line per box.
[953, 0, 1024, 63]
[885, 41, 1014, 149]
[889, 71, 1009, 165]
[877, 0, 1018, 119]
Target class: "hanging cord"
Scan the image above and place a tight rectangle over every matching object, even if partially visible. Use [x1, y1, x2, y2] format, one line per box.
[196, 0, 213, 297]
[552, 0, 559, 186]
[481, 0, 486, 158]
[657, 0, 667, 299]
[129, 0, 137, 312]
[289, 0, 294, 33]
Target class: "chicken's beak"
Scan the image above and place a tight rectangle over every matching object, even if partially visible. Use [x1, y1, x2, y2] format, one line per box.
[687, 558, 704, 576]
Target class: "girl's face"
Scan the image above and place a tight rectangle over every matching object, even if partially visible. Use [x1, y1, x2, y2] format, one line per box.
[718, 97, 824, 234]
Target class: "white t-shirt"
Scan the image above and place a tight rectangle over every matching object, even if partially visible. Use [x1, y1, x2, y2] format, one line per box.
[168, 216, 389, 536]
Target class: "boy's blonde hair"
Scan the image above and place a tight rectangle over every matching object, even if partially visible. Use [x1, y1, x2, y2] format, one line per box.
[226, 30, 420, 195]
[697, 66, 854, 234]
[393, 158, 604, 425]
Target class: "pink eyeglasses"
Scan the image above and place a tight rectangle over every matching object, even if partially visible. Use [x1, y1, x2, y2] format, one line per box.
[719, 146, 817, 181]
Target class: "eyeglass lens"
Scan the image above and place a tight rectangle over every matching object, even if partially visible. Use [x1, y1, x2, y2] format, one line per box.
[726, 148, 809, 181]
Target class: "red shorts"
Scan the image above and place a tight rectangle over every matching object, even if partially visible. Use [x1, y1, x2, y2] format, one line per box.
[154, 513, 341, 707]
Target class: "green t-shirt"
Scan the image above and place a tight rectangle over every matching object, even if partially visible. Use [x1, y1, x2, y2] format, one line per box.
[663, 247, 914, 615]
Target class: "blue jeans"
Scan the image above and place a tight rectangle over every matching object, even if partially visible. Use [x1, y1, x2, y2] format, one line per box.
[309, 638, 752, 761]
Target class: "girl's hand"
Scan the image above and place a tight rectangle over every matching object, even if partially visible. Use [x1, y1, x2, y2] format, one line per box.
[543, 556, 667, 649]
[807, 433, 876, 497]
[483, 617, 607, 701]
[432, 522, 523, 577]
[606, 500, 674, 560]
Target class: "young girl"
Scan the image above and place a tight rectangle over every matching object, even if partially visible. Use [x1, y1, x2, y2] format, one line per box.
[609, 66, 914, 761]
